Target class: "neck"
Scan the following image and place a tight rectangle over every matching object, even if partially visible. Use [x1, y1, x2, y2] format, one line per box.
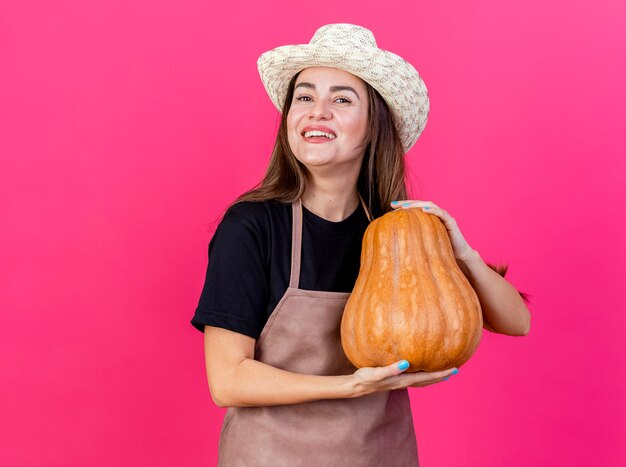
[301, 181, 360, 223]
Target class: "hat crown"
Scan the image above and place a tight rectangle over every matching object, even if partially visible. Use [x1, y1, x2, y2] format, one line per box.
[309, 23, 378, 48]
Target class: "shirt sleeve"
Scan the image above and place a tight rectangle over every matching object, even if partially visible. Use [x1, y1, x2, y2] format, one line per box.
[190, 203, 269, 339]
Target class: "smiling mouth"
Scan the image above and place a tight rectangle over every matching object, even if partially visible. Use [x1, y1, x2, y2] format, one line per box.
[302, 130, 336, 140]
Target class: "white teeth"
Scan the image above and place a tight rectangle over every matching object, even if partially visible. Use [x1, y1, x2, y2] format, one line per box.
[304, 130, 336, 139]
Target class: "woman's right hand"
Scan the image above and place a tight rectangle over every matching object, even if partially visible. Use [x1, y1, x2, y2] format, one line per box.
[349, 360, 458, 397]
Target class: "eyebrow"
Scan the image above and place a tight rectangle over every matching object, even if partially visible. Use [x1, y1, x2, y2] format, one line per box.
[294, 82, 361, 100]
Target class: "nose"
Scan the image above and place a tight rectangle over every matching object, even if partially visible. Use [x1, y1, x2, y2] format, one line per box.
[308, 99, 332, 120]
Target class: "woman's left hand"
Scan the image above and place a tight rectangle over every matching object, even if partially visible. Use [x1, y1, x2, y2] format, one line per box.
[390, 200, 475, 263]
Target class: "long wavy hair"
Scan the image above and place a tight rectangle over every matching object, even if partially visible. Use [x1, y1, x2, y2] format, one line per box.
[216, 70, 530, 304]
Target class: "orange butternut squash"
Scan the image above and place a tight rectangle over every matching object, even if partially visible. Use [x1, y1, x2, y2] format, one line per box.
[340, 207, 483, 372]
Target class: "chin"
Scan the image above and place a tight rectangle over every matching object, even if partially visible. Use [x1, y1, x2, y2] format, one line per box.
[297, 156, 334, 168]
[293, 148, 332, 163]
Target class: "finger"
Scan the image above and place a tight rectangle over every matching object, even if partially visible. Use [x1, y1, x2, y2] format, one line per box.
[408, 368, 459, 387]
[390, 200, 435, 210]
[388, 359, 411, 377]
[408, 376, 448, 388]
[421, 367, 457, 380]
[390, 200, 407, 209]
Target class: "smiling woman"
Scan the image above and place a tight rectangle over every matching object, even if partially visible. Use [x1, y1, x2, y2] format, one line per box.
[190, 23, 525, 467]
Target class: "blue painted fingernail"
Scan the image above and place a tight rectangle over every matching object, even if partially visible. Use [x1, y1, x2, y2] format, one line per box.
[402, 203, 410, 207]
[423, 207, 430, 210]
[391, 201, 399, 204]
[451, 369, 459, 375]
[398, 360, 409, 370]
[443, 377, 450, 381]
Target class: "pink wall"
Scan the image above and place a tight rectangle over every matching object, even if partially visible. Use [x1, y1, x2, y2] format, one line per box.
[1, 0, 624, 465]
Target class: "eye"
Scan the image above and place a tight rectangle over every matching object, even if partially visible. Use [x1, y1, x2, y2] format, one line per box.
[335, 97, 352, 104]
[295, 95, 312, 102]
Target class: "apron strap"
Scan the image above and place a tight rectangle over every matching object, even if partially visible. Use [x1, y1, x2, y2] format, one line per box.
[289, 198, 303, 289]
[358, 192, 373, 223]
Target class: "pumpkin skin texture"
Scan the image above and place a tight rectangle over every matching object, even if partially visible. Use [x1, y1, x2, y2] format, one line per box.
[340, 207, 483, 372]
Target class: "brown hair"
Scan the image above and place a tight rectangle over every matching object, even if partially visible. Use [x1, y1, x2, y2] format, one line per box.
[215, 71, 531, 304]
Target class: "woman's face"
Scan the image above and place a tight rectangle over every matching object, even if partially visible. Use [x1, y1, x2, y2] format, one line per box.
[287, 66, 369, 173]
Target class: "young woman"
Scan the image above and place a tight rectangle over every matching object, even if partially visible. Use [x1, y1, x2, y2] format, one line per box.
[191, 23, 531, 466]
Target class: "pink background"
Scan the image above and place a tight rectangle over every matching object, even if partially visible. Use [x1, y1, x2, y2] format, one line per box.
[1, 0, 624, 465]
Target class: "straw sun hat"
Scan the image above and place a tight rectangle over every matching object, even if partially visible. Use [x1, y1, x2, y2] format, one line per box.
[257, 23, 430, 153]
